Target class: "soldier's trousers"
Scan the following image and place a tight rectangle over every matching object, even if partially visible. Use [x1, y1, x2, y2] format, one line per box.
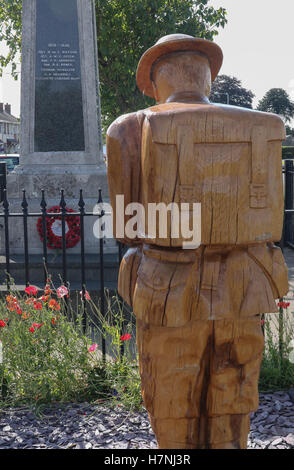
[136, 316, 264, 449]
[126, 243, 286, 448]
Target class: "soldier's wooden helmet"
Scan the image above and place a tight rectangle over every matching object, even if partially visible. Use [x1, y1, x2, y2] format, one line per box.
[136, 33, 223, 98]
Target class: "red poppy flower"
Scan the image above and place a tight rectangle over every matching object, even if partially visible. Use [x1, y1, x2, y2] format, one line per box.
[44, 285, 52, 295]
[29, 326, 35, 333]
[25, 286, 38, 296]
[6, 295, 20, 312]
[33, 302, 42, 310]
[51, 317, 56, 325]
[49, 299, 61, 311]
[80, 290, 90, 301]
[0, 320, 6, 327]
[32, 323, 45, 329]
[120, 334, 131, 341]
[277, 301, 291, 309]
[88, 343, 98, 353]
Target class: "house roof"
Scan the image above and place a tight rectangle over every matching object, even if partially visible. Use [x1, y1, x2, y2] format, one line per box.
[0, 111, 19, 124]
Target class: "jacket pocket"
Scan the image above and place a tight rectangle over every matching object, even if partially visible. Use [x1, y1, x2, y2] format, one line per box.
[118, 246, 142, 307]
[133, 254, 198, 327]
[271, 245, 289, 297]
[207, 316, 264, 416]
[248, 243, 289, 299]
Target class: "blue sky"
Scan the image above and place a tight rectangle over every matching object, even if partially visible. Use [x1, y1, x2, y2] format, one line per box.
[0, 0, 294, 119]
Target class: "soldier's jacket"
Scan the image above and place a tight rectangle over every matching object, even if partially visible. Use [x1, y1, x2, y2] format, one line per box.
[107, 102, 289, 319]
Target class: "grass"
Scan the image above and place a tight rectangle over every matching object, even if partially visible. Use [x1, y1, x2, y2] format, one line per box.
[259, 307, 294, 393]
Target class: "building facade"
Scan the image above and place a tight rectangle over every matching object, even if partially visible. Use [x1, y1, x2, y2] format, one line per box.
[0, 103, 20, 153]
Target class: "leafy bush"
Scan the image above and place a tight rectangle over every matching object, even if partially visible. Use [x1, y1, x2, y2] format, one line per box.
[282, 146, 294, 159]
[0, 280, 142, 410]
[259, 304, 294, 392]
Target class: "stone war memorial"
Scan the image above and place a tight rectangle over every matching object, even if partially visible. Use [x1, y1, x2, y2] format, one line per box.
[2, 0, 106, 257]
[107, 34, 289, 449]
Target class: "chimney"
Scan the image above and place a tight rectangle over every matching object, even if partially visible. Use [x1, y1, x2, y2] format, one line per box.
[5, 103, 11, 114]
[0, 103, 3, 113]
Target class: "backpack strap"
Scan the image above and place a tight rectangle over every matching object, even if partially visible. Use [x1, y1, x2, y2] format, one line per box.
[250, 126, 268, 208]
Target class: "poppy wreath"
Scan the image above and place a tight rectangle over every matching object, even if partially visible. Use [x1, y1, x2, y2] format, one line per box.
[36, 205, 81, 250]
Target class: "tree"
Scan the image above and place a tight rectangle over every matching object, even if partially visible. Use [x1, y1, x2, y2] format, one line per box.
[0, 0, 227, 132]
[96, 0, 227, 130]
[210, 75, 254, 109]
[0, 1, 22, 77]
[257, 88, 294, 123]
[285, 125, 294, 137]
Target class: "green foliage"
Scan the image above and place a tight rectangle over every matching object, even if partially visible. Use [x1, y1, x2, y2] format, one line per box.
[285, 125, 294, 137]
[86, 291, 142, 410]
[210, 74, 254, 108]
[96, 0, 227, 131]
[0, 0, 22, 77]
[0, 281, 142, 411]
[282, 146, 294, 159]
[0, 287, 91, 405]
[0, 0, 227, 133]
[257, 88, 294, 123]
[259, 310, 294, 392]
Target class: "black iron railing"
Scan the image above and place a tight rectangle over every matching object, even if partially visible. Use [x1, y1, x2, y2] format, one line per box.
[0, 162, 6, 204]
[282, 159, 294, 248]
[0, 187, 128, 360]
[0, 188, 114, 288]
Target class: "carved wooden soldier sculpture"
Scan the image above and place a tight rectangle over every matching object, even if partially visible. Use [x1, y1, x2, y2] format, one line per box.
[106, 34, 289, 449]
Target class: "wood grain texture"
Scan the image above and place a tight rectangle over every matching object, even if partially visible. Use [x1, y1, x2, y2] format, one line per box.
[106, 43, 289, 449]
[108, 102, 285, 247]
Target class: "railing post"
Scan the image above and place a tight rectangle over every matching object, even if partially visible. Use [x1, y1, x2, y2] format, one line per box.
[98, 188, 106, 361]
[278, 300, 285, 365]
[78, 189, 86, 331]
[59, 189, 70, 318]
[60, 189, 68, 287]
[118, 242, 125, 360]
[3, 189, 10, 291]
[0, 162, 7, 203]
[284, 160, 294, 245]
[40, 190, 48, 285]
[21, 190, 30, 286]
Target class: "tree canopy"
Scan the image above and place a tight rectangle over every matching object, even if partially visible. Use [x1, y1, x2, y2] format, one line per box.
[0, 0, 22, 77]
[257, 88, 294, 123]
[0, 0, 227, 132]
[285, 125, 294, 137]
[96, 0, 227, 130]
[210, 74, 254, 109]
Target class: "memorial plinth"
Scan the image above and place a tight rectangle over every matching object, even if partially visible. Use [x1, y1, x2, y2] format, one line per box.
[3, 0, 107, 255]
